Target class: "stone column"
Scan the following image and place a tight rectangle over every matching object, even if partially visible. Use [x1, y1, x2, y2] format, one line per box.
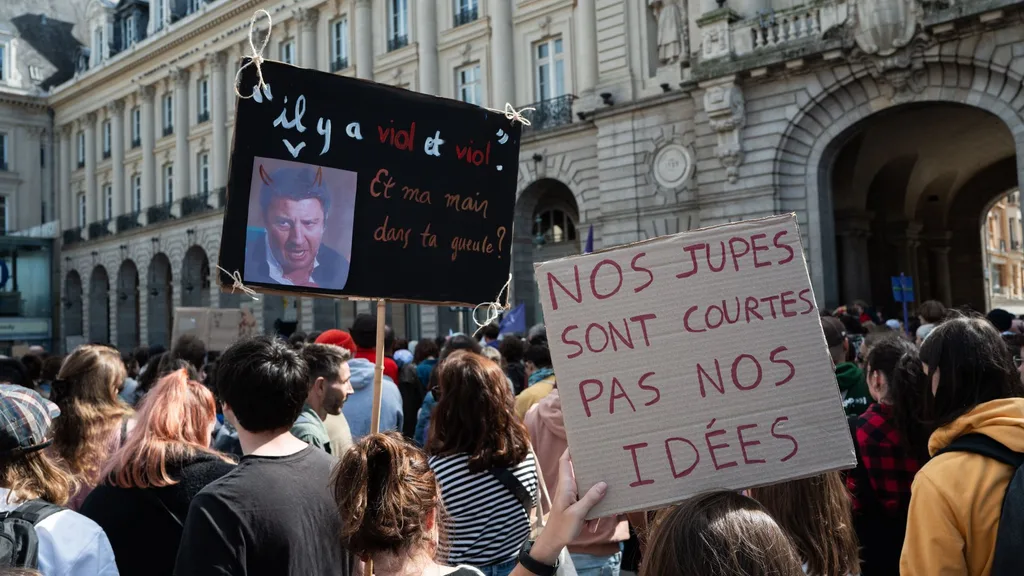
[355, 0, 373, 80]
[835, 211, 872, 304]
[930, 239, 953, 306]
[139, 85, 157, 208]
[888, 221, 923, 291]
[300, 297, 315, 333]
[84, 113, 98, 224]
[298, 8, 319, 70]
[172, 68, 190, 198]
[109, 100, 126, 217]
[59, 126, 72, 230]
[489, 0, 515, 105]
[575, 0, 598, 98]
[417, 0, 439, 95]
[208, 52, 228, 192]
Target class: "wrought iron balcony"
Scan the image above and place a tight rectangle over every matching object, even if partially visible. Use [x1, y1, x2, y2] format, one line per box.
[147, 202, 174, 225]
[116, 212, 142, 233]
[131, 137, 141, 149]
[102, 149, 111, 160]
[387, 34, 408, 52]
[454, 6, 478, 27]
[162, 125, 173, 137]
[63, 227, 84, 246]
[522, 95, 576, 134]
[331, 57, 349, 72]
[89, 221, 111, 239]
[77, 159, 85, 169]
[182, 193, 213, 217]
[197, 111, 210, 124]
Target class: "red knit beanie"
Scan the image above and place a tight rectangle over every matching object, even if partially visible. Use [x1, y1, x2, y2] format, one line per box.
[315, 329, 357, 354]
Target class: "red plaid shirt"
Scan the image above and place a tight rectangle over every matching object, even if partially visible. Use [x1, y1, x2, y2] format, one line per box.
[848, 402, 924, 513]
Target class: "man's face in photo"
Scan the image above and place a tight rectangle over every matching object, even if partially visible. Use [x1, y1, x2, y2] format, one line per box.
[265, 197, 326, 274]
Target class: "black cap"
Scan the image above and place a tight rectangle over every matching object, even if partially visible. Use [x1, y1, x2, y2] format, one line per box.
[821, 316, 846, 348]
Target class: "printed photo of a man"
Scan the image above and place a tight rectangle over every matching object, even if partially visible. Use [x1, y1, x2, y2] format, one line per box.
[243, 159, 355, 290]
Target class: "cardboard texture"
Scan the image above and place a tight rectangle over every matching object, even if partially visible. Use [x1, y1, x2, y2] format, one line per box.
[535, 214, 856, 518]
[172, 307, 258, 352]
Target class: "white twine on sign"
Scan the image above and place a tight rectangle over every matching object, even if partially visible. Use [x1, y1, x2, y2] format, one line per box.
[234, 9, 273, 100]
[485, 103, 535, 127]
[471, 273, 513, 337]
[217, 266, 260, 302]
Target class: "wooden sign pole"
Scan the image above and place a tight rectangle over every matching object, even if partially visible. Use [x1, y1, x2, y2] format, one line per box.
[369, 298, 386, 435]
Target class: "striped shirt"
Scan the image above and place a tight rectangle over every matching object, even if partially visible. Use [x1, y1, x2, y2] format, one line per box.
[428, 452, 538, 566]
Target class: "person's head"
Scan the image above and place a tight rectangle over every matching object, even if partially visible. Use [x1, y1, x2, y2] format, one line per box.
[0, 384, 78, 506]
[986, 308, 1015, 333]
[413, 339, 439, 364]
[442, 334, 482, 359]
[0, 358, 28, 388]
[524, 344, 552, 377]
[20, 355, 42, 385]
[52, 345, 131, 479]
[301, 343, 353, 418]
[919, 316, 1024, 428]
[499, 336, 525, 364]
[315, 328, 357, 354]
[865, 335, 915, 403]
[39, 355, 63, 382]
[101, 369, 231, 489]
[383, 326, 395, 356]
[137, 351, 168, 394]
[917, 300, 947, 325]
[481, 346, 503, 366]
[527, 324, 547, 346]
[215, 336, 309, 434]
[820, 316, 848, 367]
[306, 331, 322, 344]
[748, 472, 860, 576]
[332, 432, 442, 562]
[287, 332, 307, 350]
[427, 351, 530, 473]
[258, 164, 330, 275]
[122, 352, 139, 378]
[480, 323, 500, 342]
[350, 314, 378, 350]
[915, 323, 935, 346]
[838, 313, 865, 336]
[394, 338, 409, 354]
[142, 354, 200, 395]
[131, 346, 150, 372]
[641, 490, 803, 576]
[171, 334, 208, 378]
[888, 349, 934, 462]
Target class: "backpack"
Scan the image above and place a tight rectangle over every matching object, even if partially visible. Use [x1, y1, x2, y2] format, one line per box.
[935, 433, 1024, 576]
[0, 500, 64, 568]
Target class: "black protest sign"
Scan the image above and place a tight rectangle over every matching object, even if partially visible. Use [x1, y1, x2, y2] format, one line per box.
[217, 59, 521, 306]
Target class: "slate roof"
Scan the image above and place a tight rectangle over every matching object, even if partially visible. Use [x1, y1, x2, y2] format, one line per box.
[11, 14, 82, 91]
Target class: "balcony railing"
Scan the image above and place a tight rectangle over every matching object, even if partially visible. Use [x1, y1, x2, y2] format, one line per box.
[77, 159, 85, 169]
[1013, 240, 1022, 251]
[162, 125, 174, 137]
[387, 34, 408, 52]
[116, 212, 143, 233]
[131, 137, 141, 149]
[102, 149, 111, 160]
[88, 221, 111, 239]
[454, 6, 479, 27]
[63, 227, 84, 246]
[331, 56, 349, 72]
[182, 193, 214, 217]
[147, 201, 175, 225]
[522, 95, 576, 134]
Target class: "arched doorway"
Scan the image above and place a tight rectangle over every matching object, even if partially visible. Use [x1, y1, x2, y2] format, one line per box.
[148, 253, 173, 347]
[117, 260, 140, 351]
[88, 266, 110, 344]
[512, 178, 581, 327]
[181, 245, 211, 308]
[64, 271, 83, 341]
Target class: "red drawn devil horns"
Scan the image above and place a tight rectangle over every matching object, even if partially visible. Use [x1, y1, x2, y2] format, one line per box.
[313, 166, 323, 187]
[258, 164, 274, 186]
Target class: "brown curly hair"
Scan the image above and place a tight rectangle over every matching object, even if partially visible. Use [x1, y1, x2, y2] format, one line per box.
[332, 432, 441, 557]
[426, 350, 530, 473]
[52, 345, 131, 485]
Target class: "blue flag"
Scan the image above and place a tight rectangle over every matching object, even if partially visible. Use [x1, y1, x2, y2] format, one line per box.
[584, 224, 594, 254]
[499, 302, 527, 335]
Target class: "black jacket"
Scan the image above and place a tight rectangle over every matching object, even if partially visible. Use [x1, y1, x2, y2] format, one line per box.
[80, 452, 237, 576]
[244, 240, 350, 289]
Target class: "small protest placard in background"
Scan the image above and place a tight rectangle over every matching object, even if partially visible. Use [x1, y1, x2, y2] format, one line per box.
[536, 214, 855, 518]
[173, 307, 259, 352]
[218, 59, 521, 306]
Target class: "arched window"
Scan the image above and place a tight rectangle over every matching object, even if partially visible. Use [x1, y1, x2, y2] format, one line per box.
[532, 208, 577, 244]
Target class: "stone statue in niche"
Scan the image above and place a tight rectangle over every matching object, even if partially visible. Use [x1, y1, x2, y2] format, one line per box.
[649, 0, 686, 65]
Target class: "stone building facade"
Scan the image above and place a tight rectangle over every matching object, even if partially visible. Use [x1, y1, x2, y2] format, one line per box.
[44, 0, 1024, 351]
[985, 191, 1024, 311]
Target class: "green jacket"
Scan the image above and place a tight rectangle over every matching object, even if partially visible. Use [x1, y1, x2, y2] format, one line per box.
[835, 362, 871, 417]
[291, 404, 332, 455]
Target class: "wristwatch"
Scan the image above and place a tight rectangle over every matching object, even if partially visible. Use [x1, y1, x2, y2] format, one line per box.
[517, 540, 559, 576]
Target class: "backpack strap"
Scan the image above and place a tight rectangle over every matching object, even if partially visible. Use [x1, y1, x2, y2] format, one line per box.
[5, 500, 64, 526]
[489, 467, 534, 514]
[935, 433, 1024, 468]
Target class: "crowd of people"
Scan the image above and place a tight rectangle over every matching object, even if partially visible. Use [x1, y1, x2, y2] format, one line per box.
[1, 302, 1023, 575]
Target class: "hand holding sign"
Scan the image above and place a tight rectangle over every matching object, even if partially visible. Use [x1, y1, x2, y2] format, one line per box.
[536, 214, 855, 518]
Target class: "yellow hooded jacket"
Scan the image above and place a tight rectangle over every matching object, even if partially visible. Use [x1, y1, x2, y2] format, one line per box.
[900, 398, 1024, 576]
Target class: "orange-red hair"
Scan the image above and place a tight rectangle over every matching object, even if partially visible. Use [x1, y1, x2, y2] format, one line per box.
[101, 369, 232, 489]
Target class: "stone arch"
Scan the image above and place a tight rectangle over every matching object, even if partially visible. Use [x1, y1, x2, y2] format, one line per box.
[512, 178, 581, 327]
[116, 259, 140, 352]
[64, 270, 84, 340]
[772, 61, 1024, 307]
[181, 245, 211, 308]
[88, 266, 110, 344]
[147, 253, 173, 348]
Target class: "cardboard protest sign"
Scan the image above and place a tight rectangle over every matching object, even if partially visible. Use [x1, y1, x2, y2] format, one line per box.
[536, 214, 855, 518]
[172, 307, 258, 352]
[218, 59, 521, 306]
